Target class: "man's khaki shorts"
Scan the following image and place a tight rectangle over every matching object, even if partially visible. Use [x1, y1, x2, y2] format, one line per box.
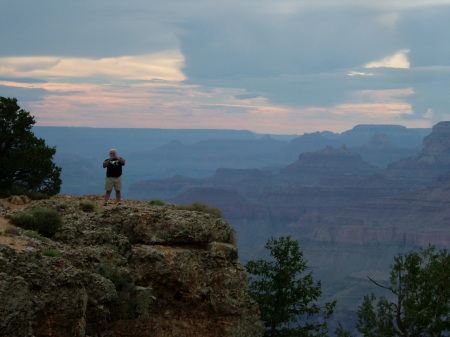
[105, 176, 122, 191]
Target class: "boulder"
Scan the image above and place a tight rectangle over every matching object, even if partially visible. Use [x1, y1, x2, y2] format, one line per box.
[0, 196, 263, 337]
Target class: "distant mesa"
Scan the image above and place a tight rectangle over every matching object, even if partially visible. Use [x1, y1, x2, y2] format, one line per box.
[360, 132, 398, 150]
[277, 145, 380, 186]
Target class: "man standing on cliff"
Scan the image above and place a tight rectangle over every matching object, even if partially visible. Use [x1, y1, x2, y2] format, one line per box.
[103, 148, 125, 206]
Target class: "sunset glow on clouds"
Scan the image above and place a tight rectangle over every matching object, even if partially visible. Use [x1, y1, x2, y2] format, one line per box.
[1, 0, 450, 134]
[0, 52, 185, 81]
[365, 50, 411, 69]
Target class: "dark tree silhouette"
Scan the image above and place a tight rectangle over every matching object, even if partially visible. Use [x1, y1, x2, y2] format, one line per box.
[0, 97, 61, 196]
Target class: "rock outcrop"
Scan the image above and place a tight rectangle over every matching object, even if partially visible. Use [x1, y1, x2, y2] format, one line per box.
[350, 132, 418, 168]
[382, 121, 450, 188]
[0, 196, 264, 337]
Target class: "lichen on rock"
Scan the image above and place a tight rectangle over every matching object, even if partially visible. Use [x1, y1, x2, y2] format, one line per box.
[0, 195, 263, 337]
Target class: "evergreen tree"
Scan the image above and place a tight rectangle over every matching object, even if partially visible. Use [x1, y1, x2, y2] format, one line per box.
[245, 236, 336, 337]
[0, 97, 61, 196]
[337, 246, 450, 337]
[356, 246, 449, 337]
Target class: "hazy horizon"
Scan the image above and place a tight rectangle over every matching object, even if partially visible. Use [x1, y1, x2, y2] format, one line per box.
[34, 122, 433, 137]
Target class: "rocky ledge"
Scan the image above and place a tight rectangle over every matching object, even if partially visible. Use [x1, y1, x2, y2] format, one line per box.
[0, 195, 263, 337]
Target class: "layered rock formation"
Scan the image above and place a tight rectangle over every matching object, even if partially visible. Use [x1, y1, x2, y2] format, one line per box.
[0, 196, 263, 337]
[382, 121, 450, 188]
[292, 172, 450, 247]
[133, 145, 385, 201]
[283, 122, 450, 247]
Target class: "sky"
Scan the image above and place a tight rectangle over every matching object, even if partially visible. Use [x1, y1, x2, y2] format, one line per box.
[1, 0, 450, 135]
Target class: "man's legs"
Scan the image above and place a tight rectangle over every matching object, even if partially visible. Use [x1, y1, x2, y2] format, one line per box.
[104, 177, 122, 205]
[104, 190, 112, 205]
[104, 177, 114, 205]
[115, 176, 123, 205]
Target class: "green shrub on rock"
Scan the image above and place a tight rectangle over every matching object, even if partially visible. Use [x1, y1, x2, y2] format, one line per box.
[80, 201, 97, 212]
[10, 207, 62, 237]
[42, 248, 61, 258]
[149, 199, 165, 206]
[24, 230, 50, 243]
[175, 202, 223, 218]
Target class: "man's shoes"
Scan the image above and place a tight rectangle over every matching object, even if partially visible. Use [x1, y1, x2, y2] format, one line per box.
[103, 201, 108, 206]
[117, 202, 122, 206]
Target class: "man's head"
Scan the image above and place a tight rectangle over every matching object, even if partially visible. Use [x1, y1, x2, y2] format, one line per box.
[109, 149, 117, 158]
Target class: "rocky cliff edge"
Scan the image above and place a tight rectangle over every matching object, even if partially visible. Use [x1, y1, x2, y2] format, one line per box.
[0, 195, 264, 337]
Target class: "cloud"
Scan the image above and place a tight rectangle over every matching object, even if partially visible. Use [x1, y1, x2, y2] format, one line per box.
[0, 52, 185, 81]
[0, 77, 47, 84]
[365, 49, 410, 69]
[234, 93, 264, 100]
[348, 71, 374, 76]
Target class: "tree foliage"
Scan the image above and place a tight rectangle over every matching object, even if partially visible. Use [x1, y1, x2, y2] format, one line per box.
[0, 97, 61, 196]
[354, 246, 450, 337]
[245, 236, 336, 337]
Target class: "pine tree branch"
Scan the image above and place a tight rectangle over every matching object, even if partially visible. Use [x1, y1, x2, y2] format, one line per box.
[367, 276, 396, 294]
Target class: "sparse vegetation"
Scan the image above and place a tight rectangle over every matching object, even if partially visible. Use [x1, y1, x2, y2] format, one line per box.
[42, 248, 61, 258]
[97, 259, 131, 292]
[24, 230, 50, 243]
[97, 258, 140, 321]
[9, 207, 62, 237]
[80, 200, 97, 212]
[175, 201, 222, 218]
[149, 199, 166, 206]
